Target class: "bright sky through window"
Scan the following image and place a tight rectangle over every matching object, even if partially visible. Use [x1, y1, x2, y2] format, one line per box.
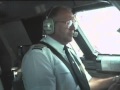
[76, 6, 120, 54]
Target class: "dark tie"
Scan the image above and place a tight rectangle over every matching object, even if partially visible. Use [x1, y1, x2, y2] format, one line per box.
[64, 45, 90, 90]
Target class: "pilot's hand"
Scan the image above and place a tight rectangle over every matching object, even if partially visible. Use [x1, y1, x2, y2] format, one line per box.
[108, 82, 120, 90]
[108, 75, 120, 90]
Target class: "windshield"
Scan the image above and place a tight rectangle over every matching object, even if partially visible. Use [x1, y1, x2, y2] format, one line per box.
[76, 6, 120, 54]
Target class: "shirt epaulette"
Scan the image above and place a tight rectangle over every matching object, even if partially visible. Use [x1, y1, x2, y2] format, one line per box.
[32, 44, 46, 50]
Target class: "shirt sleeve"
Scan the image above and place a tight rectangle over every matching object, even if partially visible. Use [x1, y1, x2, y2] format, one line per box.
[21, 48, 56, 90]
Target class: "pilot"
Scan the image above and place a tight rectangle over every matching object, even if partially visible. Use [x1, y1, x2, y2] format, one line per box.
[21, 6, 120, 90]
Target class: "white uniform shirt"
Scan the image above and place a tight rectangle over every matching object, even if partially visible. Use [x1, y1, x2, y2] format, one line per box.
[21, 35, 92, 90]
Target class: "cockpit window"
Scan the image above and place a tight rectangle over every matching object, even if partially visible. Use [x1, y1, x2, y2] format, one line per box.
[76, 6, 120, 54]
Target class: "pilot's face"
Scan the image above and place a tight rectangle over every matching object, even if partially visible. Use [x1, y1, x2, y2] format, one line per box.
[52, 10, 76, 45]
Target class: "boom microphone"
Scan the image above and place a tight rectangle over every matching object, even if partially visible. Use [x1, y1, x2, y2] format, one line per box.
[73, 31, 78, 37]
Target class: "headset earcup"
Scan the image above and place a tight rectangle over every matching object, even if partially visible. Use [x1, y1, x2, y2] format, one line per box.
[43, 18, 54, 35]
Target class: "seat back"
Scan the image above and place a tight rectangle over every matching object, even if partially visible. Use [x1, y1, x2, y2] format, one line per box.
[0, 79, 4, 90]
[18, 45, 31, 61]
[12, 45, 31, 90]
[0, 67, 4, 90]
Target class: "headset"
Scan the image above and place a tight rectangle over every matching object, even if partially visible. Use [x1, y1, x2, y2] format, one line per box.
[43, 6, 78, 37]
[43, 7, 55, 35]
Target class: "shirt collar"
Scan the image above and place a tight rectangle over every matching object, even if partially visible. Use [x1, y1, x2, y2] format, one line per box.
[41, 35, 64, 53]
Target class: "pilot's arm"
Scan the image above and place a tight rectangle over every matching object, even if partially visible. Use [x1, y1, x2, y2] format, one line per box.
[71, 48, 120, 90]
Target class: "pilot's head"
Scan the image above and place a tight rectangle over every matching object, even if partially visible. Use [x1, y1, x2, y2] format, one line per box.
[43, 6, 77, 45]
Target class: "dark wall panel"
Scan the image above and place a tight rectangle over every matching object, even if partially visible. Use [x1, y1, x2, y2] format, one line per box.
[0, 20, 32, 54]
[22, 14, 45, 44]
